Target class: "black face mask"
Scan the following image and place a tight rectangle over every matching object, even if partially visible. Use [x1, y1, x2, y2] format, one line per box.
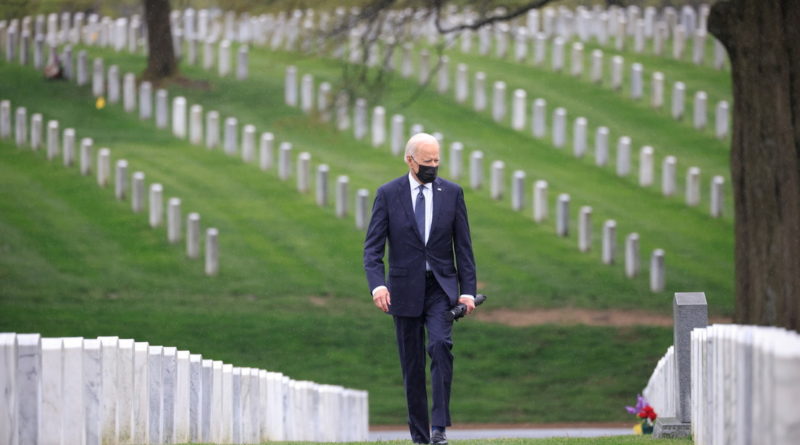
[414, 161, 438, 184]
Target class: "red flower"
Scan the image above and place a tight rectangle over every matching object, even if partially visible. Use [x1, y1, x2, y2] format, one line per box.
[638, 405, 657, 421]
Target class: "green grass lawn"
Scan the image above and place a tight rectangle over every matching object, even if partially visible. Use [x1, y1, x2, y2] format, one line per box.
[0, 20, 732, 426]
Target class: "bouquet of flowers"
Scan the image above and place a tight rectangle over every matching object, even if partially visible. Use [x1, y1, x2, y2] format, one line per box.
[625, 394, 657, 435]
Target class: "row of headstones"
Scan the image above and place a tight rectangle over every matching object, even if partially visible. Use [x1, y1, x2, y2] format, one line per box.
[462, 6, 724, 68]
[0, 11, 143, 58]
[285, 68, 668, 292]
[0, 333, 369, 445]
[377, 53, 728, 217]
[642, 345, 677, 420]
[446, 38, 730, 139]
[439, 4, 718, 65]
[90, 59, 374, 233]
[689, 324, 800, 445]
[0, 99, 221, 276]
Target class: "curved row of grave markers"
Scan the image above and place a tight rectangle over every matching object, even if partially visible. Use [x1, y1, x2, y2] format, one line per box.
[0, 98, 221, 276]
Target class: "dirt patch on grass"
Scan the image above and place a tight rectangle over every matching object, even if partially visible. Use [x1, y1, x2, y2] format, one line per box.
[473, 307, 732, 327]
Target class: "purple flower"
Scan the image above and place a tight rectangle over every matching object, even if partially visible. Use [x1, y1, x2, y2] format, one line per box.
[625, 394, 647, 415]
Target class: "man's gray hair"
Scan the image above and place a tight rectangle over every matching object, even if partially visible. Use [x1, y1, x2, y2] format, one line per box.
[404, 132, 439, 158]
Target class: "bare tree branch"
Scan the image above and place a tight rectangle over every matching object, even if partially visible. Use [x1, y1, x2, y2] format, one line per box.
[433, 0, 557, 34]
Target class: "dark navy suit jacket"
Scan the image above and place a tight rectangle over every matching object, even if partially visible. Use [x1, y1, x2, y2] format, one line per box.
[363, 174, 477, 317]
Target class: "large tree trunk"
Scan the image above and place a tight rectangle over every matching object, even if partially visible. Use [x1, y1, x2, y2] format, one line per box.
[143, 0, 177, 81]
[708, 1, 800, 331]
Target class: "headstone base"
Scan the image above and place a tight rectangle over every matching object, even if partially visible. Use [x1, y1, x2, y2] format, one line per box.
[653, 417, 691, 439]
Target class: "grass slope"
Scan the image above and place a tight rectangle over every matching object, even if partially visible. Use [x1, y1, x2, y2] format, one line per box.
[0, 26, 731, 425]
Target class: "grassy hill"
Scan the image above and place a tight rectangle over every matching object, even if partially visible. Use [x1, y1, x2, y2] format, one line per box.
[0, 19, 732, 424]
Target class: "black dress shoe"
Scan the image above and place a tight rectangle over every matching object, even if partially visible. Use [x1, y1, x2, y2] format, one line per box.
[431, 429, 448, 445]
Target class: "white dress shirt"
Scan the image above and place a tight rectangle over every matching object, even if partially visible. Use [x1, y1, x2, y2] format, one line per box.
[372, 172, 474, 302]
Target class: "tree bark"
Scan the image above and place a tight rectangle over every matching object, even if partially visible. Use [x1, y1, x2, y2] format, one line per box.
[708, 1, 800, 331]
[143, 0, 177, 81]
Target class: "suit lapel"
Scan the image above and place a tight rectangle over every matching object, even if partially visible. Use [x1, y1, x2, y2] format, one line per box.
[430, 178, 444, 239]
[398, 176, 424, 244]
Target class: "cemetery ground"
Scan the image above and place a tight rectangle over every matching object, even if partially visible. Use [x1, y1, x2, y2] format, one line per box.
[0, 29, 733, 426]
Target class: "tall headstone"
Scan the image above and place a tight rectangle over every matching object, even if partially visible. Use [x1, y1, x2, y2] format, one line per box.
[316, 164, 329, 206]
[473, 72, 486, 112]
[115, 159, 128, 200]
[578, 206, 592, 252]
[92, 57, 104, 97]
[336, 176, 349, 218]
[139, 81, 152, 120]
[616, 136, 631, 176]
[573, 117, 587, 157]
[336, 92, 350, 131]
[205, 111, 219, 149]
[532, 98, 547, 138]
[611, 55, 623, 90]
[371, 106, 386, 147]
[353, 98, 367, 140]
[107, 65, 120, 103]
[317, 82, 332, 122]
[552, 107, 566, 148]
[355, 189, 370, 230]
[278, 142, 292, 180]
[155, 89, 169, 129]
[492, 81, 507, 123]
[672, 81, 685, 120]
[686, 166, 701, 206]
[532, 179, 549, 223]
[455, 63, 468, 103]
[62, 128, 75, 167]
[639, 145, 654, 186]
[650, 249, 666, 292]
[693, 91, 707, 129]
[631, 63, 643, 99]
[625, 233, 639, 277]
[189, 104, 203, 145]
[437, 56, 449, 94]
[96, 149, 111, 188]
[590, 49, 603, 83]
[259, 132, 274, 171]
[449, 142, 463, 180]
[79, 138, 92, 175]
[123, 73, 136, 112]
[224, 117, 237, 155]
[692, 30, 706, 65]
[236, 45, 248, 79]
[14, 107, 26, 147]
[470, 151, 483, 190]
[285, 66, 297, 106]
[242, 124, 256, 162]
[17, 334, 41, 445]
[511, 170, 525, 211]
[534, 33, 546, 66]
[186, 212, 201, 259]
[76, 50, 88, 86]
[30, 113, 43, 150]
[172, 96, 187, 138]
[595, 126, 609, 166]
[149, 183, 163, 227]
[710, 175, 724, 218]
[602, 220, 616, 264]
[300, 74, 314, 113]
[715, 101, 729, 139]
[390, 114, 405, 156]
[570, 42, 583, 77]
[297, 152, 311, 193]
[490, 160, 505, 200]
[662, 156, 677, 196]
[551, 37, 565, 72]
[132, 171, 145, 213]
[168, 198, 182, 243]
[652, 72, 664, 108]
[205, 228, 218, 275]
[218, 40, 231, 76]
[511, 89, 526, 130]
[46, 120, 59, 160]
[40, 338, 64, 445]
[556, 193, 570, 237]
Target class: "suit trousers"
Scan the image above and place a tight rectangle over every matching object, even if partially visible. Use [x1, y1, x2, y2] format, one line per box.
[393, 273, 454, 443]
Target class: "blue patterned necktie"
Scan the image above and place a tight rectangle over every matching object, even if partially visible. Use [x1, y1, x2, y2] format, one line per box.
[415, 185, 426, 242]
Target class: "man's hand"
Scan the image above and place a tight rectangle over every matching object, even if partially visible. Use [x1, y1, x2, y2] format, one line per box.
[459, 296, 476, 315]
[373, 288, 391, 312]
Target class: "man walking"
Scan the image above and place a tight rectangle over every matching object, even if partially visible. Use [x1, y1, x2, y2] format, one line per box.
[364, 133, 477, 444]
